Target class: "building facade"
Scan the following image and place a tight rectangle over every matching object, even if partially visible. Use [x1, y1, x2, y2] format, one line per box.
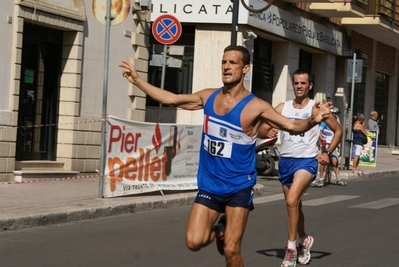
[0, 0, 398, 182]
[147, 0, 399, 148]
[0, 0, 151, 181]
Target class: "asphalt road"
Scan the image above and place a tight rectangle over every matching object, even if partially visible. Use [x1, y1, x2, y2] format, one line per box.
[0, 175, 398, 267]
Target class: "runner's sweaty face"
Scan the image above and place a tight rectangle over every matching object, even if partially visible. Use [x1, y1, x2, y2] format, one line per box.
[221, 51, 249, 86]
[293, 73, 313, 99]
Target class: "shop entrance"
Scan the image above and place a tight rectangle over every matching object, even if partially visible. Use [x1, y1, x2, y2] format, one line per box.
[16, 23, 63, 160]
[252, 38, 274, 103]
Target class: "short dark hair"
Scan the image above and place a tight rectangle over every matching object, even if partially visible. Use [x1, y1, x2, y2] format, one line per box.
[292, 69, 314, 84]
[224, 45, 250, 65]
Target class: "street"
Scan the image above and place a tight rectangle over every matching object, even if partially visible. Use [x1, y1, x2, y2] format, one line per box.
[0, 175, 398, 267]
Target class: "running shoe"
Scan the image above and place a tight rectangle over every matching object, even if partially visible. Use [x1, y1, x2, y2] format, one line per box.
[311, 180, 323, 187]
[281, 248, 297, 267]
[298, 235, 314, 265]
[336, 180, 347, 186]
[215, 215, 226, 255]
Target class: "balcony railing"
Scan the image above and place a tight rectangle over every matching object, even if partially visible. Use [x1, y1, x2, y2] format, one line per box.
[376, 0, 399, 20]
[310, 0, 398, 21]
[356, 0, 369, 9]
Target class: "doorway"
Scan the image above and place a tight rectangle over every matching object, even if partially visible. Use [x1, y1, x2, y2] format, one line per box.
[252, 38, 274, 103]
[16, 23, 63, 161]
[374, 72, 389, 145]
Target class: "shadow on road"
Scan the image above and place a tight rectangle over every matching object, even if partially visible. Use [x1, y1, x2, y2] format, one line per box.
[256, 248, 332, 261]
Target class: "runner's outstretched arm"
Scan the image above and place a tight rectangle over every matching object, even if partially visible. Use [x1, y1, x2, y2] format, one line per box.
[119, 60, 206, 110]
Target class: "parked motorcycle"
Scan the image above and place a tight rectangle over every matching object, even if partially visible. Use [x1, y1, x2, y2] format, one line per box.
[255, 136, 280, 176]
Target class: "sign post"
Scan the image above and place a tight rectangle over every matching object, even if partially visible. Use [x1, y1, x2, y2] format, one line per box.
[100, 0, 112, 198]
[92, 0, 130, 197]
[343, 52, 363, 170]
[151, 14, 182, 122]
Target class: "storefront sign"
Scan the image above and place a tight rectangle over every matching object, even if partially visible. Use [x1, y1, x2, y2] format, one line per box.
[150, 0, 343, 55]
[150, 0, 244, 24]
[247, 1, 342, 55]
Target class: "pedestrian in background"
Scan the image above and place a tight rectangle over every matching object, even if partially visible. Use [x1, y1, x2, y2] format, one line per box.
[314, 107, 346, 186]
[352, 113, 367, 174]
[367, 110, 379, 132]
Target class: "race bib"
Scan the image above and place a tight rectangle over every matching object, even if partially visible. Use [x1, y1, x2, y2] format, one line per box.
[203, 135, 232, 158]
[284, 131, 311, 144]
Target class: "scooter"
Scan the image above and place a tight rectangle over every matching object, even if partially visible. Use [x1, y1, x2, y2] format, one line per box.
[255, 136, 280, 176]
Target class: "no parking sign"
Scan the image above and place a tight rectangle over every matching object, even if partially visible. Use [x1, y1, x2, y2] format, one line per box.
[152, 14, 182, 45]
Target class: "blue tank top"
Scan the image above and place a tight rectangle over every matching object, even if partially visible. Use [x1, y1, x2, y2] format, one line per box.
[352, 129, 365, 145]
[197, 88, 257, 195]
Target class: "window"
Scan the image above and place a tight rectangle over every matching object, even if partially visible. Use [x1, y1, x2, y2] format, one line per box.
[252, 38, 273, 103]
[352, 67, 366, 115]
[374, 72, 389, 145]
[299, 50, 313, 99]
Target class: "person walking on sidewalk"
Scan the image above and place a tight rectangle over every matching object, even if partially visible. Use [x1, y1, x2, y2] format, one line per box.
[119, 46, 332, 267]
[313, 107, 346, 186]
[367, 110, 379, 133]
[274, 69, 342, 267]
[352, 113, 367, 174]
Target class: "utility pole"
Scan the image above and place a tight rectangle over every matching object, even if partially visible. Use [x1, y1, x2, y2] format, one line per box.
[231, 0, 239, 45]
[99, 0, 112, 198]
[230, 0, 274, 45]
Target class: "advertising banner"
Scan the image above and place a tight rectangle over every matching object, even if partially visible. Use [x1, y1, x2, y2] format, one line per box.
[350, 129, 378, 167]
[103, 116, 202, 198]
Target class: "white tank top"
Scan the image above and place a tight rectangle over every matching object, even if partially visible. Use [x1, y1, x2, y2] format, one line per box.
[280, 99, 320, 158]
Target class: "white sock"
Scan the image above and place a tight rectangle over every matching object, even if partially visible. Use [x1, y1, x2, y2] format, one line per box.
[287, 240, 297, 250]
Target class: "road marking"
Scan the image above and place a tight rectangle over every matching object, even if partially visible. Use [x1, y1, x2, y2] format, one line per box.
[349, 198, 399, 209]
[254, 194, 285, 204]
[302, 195, 360, 206]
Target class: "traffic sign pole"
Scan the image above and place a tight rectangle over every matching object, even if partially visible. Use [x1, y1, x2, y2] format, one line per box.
[152, 15, 182, 122]
[158, 45, 168, 123]
[231, 0, 239, 45]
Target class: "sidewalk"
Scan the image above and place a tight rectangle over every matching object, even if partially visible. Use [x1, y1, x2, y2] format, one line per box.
[1, 146, 398, 232]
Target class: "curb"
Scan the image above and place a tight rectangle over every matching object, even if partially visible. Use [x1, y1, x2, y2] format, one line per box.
[0, 195, 196, 232]
[341, 170, 399, 180]
[2, 170, 398, 232]
[0, 184, 265, 232]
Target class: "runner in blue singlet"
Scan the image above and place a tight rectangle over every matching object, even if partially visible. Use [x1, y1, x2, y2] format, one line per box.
[120, 47, 332, 267]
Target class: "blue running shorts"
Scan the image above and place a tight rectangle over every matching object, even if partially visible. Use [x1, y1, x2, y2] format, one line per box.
[278, 157, 318, 186]
[194, 186, 254, 213]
